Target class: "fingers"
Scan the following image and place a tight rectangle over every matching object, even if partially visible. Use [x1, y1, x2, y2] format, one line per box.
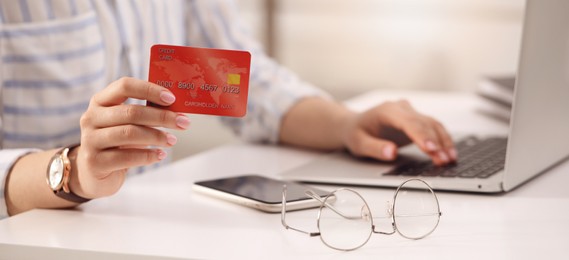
[89, 104, 190, 130]
[400, 117, 455, 165]
[93, 77, 175, 107]
[79, 125, 175, 178]
[90, 148, 167, 176]
[358, 99, 456, 166]
[434, 121, 457, 161]
[73, 145, 166, 198]
[346, 130, 398, 161]
[87, 125, 177, 150]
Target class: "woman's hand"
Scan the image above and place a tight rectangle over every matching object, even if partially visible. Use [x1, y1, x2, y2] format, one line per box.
[342, 99, 456, 165]
[280, 97, 455, 166]
[71, 77, 190, 198]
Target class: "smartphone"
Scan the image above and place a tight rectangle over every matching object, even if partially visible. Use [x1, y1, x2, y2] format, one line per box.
[192, 174, 334, 213]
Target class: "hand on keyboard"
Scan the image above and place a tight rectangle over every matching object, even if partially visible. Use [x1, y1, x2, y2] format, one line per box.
[384, 136, 507, 179]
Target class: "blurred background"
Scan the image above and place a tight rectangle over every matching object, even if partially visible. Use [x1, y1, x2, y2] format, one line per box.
[173, 0, 526, 161]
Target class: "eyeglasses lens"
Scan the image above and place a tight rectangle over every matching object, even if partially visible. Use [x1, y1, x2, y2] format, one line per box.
[318, 189, 373, 251]
[393, 179, 441, 239]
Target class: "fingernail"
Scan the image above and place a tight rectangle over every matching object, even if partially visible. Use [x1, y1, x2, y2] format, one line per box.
[448, 148, 457, 161]
[438, 151, 449, 163]
[160, 91, 176, 104]
[166, 133, 177, 146]
[425, 140, 438, 152]
[383, 145, 395, 160]
[157, 149, 167, 160]
[176, 115, 190, 129]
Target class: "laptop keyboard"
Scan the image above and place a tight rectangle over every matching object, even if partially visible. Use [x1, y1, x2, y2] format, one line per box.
[384, 136, 507, 179]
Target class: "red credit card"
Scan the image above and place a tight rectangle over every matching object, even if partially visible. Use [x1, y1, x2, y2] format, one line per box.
[147, 44, 251, 117]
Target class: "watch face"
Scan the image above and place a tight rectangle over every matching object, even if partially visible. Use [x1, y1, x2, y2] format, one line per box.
[48, 156, 64, 190]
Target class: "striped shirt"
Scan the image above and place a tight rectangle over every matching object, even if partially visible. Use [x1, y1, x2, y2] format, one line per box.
[0, 0, 328, 219]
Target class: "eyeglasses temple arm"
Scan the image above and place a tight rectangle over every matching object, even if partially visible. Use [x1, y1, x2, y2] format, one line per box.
[305, 190, 361, 220]
[281, 185, 320, 237]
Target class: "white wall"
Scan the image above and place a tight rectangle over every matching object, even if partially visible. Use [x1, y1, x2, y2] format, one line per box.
[173, 0, 526, 161]
[273, 0, 525, 98]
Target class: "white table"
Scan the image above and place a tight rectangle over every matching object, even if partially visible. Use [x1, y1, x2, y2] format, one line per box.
[1, 90, 568, 259]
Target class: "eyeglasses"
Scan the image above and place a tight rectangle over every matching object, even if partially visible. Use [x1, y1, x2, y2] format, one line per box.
[281, 178, 442, 251]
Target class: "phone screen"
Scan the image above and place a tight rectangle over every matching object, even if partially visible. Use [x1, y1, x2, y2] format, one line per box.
[194, 174, 330, 204]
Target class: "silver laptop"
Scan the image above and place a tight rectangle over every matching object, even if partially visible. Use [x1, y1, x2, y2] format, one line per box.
[280, 0, 569, 193]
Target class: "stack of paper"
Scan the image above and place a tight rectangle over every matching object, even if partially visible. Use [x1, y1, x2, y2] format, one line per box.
[476, 75, 516, 123]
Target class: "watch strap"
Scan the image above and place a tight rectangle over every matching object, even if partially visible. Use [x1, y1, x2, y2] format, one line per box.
[54, 189, 91, 203]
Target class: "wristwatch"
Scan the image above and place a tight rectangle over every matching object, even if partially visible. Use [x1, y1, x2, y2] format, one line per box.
[46, 146, 91, 203]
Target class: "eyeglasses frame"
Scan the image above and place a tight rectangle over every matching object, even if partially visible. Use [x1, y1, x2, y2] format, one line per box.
[281, 178, 442, 251]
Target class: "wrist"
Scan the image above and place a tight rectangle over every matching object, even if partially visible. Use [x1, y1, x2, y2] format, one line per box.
[67, 145, 89, 199]
[336, 107, 358, 149]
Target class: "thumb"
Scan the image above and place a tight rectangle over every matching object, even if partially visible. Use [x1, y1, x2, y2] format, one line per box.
[348, 131, 398, 161]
